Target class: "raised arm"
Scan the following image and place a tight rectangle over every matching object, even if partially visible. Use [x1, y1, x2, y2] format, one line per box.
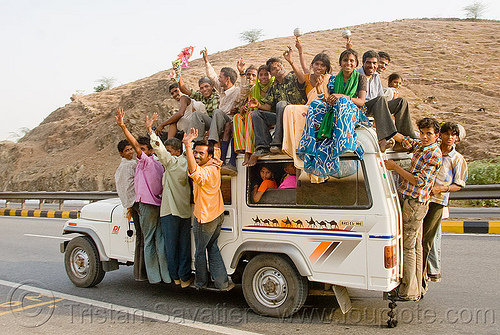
[295, 37, 310, 74]
[178, 75, 192, 96]
[201, 47, 221, 92]
[182, 128, 199, 174]
[115, 108, 142, 157]
[283, 46, 305, 84]
[147, 114, 173, 167]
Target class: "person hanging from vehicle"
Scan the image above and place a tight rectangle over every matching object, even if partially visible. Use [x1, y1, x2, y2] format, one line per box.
[384, 117, 443, 301]
[421, 122, 468, 293]
[182, 128, 234, 291]
[115, 108, 171, 284]
[114, 139, 147, 281]
[147, 113, 194, 288]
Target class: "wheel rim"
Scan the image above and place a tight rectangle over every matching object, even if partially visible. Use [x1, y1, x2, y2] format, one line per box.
[252, 266, 288, 308]
[70, 247, 90, 279]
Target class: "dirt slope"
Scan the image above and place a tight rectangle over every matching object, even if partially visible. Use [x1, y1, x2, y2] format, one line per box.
[1, 18, 499, 191]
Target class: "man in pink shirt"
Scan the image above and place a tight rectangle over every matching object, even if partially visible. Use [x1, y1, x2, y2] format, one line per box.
[115, 108, 170, 284]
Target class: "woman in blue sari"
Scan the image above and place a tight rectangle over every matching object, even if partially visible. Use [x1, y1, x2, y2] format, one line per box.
[296, 49, 371, 178]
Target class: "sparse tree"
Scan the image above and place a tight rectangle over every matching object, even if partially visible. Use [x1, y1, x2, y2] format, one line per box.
[8, 127, 30, 142]
[463, 1, 487, 20]
[240, 29, 264, 43]
[94, 76, 116, 92]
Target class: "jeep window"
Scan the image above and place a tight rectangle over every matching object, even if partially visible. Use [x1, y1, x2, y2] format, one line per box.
[247, 158, 371, 209]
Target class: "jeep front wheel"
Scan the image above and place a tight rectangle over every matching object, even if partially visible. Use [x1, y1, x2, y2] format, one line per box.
[64, 236, 105, 287]
[242, 253, 308, 318]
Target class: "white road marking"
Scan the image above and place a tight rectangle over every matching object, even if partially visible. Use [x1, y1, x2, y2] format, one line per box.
[0, 279, 262, 335]
[443, 233, 500, 237]
[24, 234, 71, 240]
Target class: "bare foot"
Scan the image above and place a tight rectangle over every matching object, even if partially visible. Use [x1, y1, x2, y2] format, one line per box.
[246, 153, 258, 167]
[242, 153, 251, 166]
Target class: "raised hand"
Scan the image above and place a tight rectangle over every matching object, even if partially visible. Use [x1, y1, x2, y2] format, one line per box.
[182, 128, 198, 144]
[346, 38, 353, 50]
[283, 46, 294, 64]
[145, 113, 158, 132]
[200, 47, 208, 63]
[115, 108, 125, 127]
[295, 37, 303, 54]
[236, 58, 246, 74]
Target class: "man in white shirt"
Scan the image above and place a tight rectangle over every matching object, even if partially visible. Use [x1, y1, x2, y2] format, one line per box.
[155, 82, 207, 139]
[114, 140, 147, 281]
[189, 47, 240, 174]
[358, 50, 417, 151]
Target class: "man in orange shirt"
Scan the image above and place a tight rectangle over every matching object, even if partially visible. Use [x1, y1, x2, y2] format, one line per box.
[182, 128, 232, 290]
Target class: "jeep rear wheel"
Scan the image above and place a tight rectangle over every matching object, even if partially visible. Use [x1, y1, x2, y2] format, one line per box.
[242, 253, 308, 318]
[64, 236, 105, 287]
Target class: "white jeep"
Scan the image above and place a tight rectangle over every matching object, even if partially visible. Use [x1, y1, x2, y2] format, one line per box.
[61, 126, 404, 324]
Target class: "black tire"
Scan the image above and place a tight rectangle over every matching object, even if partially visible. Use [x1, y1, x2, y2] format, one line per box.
[242, 253, 308, 318]
[64, 236, 105, 287]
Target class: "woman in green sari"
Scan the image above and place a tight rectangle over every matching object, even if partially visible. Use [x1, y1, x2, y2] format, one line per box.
[233, 64, 275, 165]
[296, 49, 371, 177]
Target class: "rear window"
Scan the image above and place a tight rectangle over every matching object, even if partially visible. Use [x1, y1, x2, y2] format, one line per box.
[247, 158, 371, 209]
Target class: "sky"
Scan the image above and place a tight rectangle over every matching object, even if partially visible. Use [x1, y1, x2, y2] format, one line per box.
[1, 0, 498, 141]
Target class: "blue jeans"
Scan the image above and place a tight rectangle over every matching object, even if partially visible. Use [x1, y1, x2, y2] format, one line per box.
[427, 226, 441, 276]
[193, 213, 228, 289]
[160, 214, 192, 282]
[252, 101, 289, 150]
[138, 202, 170, 284]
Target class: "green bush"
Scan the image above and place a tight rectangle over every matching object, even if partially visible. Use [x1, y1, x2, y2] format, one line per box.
[450, 159, 500, 207]
[467, 159, 500, 185]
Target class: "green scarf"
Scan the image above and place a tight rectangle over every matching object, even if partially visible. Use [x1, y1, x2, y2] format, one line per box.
[317, 71, 359, 140]
[251, 76, 275, 103]
[333, 70, 359, 97]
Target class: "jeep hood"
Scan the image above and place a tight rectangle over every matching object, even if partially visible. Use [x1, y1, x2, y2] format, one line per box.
[79, 198, 121, 222]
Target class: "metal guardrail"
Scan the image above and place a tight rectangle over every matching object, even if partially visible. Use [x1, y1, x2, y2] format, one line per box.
[0, 191, 118, 210]
[0, 185, 499, 210]
[448, 185, 500, 200]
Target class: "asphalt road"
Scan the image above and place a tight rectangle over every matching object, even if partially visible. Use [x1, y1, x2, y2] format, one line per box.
[0, 216, 499, 334]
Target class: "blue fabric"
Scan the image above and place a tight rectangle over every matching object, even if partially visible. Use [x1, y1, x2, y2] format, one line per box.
[160, 214, 192, 282]
[193, 213, 229, 289]
[138, 202, 171, 283]
[296, 97, 371, 178]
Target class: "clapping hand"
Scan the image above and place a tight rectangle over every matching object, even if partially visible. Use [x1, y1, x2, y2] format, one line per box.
[247, 97, 260, 109]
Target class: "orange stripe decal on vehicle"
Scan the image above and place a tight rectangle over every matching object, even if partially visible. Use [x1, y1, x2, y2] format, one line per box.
[310, 241, 342, 265]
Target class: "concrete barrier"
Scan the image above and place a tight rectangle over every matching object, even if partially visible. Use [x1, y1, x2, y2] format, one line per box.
[442, 220, 500, 234]
[0, 208, 79, 219]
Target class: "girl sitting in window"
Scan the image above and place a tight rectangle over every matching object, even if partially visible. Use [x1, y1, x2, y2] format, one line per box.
[252, 165, 277, 203]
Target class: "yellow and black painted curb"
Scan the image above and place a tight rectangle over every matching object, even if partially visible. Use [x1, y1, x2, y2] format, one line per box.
[442, 220, 500, 234]
[0, 208, 498, 234]
[0, 208, 79, 219]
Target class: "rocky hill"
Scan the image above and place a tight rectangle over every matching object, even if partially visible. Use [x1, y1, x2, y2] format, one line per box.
[1, 18, 499, 192]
